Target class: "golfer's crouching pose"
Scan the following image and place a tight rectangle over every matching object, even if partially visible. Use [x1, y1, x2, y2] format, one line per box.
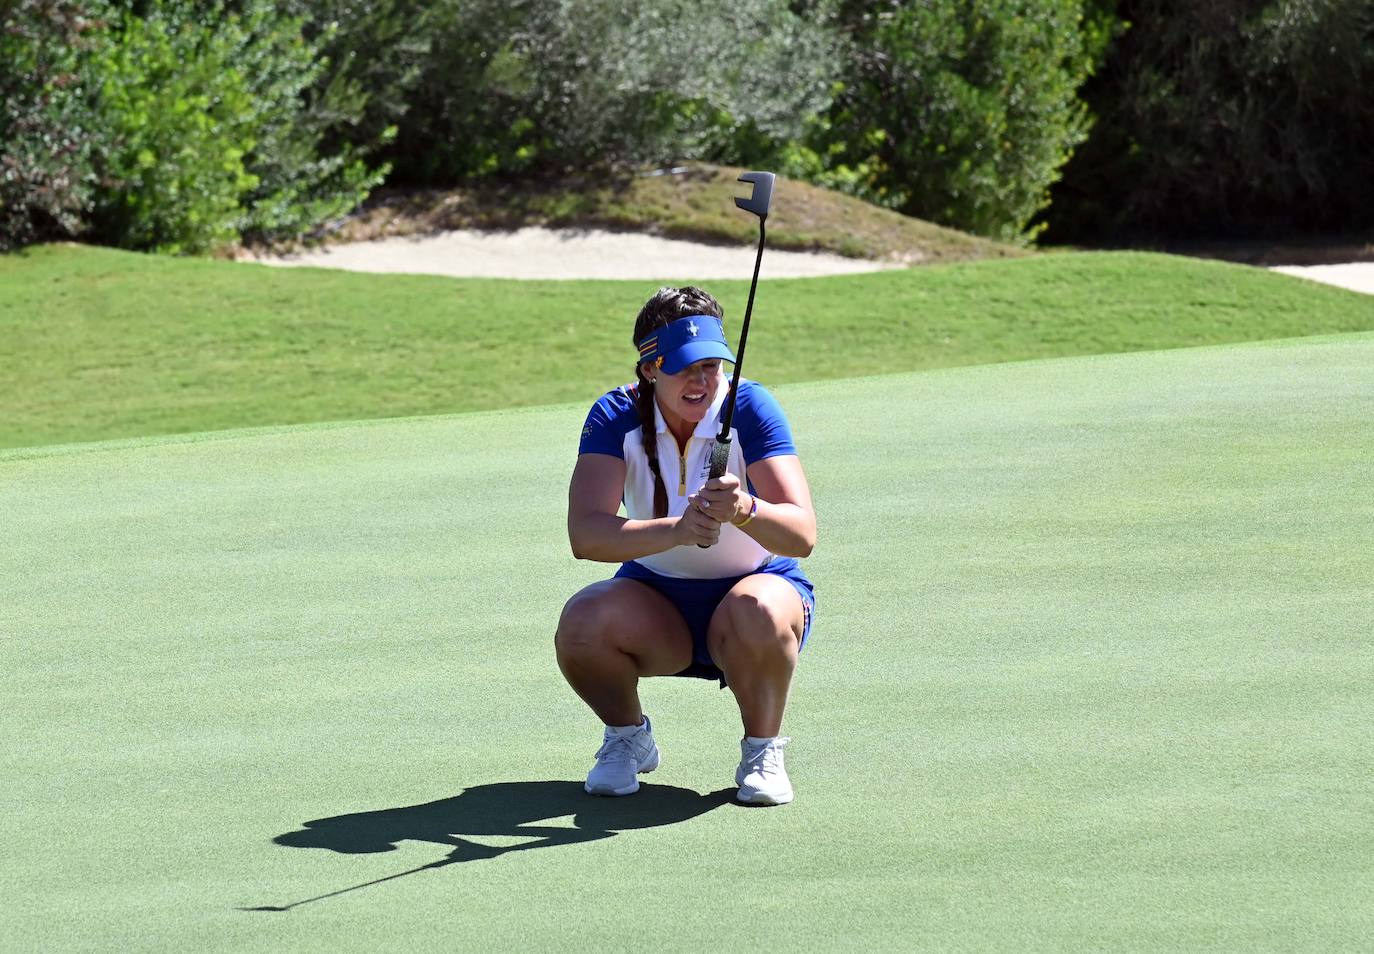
[556, 286, 817, 806]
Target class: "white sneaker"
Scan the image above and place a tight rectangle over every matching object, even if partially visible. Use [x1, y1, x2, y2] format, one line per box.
[584, 715, 660, 796]
[735, 736, 794, 805]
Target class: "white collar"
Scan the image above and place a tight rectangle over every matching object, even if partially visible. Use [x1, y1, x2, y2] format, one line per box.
[653, 380, 732, 439]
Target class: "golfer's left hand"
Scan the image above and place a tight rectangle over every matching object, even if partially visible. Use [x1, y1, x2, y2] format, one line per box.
[696, 473, 746, 524]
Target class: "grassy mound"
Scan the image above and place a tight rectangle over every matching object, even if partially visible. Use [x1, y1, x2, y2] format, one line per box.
[5, 334, 1371, 950]
[296, 163, 1019, 264]
[3, 243, 1373, 450]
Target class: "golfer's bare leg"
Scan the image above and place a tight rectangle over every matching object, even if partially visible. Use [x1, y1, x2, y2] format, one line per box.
[708, 575, 804, 738]
[555, 579, 693, 727]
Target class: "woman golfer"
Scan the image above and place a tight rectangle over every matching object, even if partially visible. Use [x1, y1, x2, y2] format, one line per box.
[556, 285, 817, 806]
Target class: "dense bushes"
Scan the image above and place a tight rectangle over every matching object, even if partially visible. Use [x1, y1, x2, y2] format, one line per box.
[92, 5, 262, 253]
[4, 0, 1371, 253]
[385, 0, 1104, 243]
[1044, 0, 1374, 241]
[0, 1, 101, 250]
[390, 0, 839, 184]
[94, 1, 388, 253]
[0, 0, 1110, 250]
[3, 0, 1102, 250]
[2, 0, 387, 253]
[811, 0, 1114, 242]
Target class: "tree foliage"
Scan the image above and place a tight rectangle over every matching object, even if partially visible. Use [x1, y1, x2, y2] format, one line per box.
[6, 0, 1370, 253]
[91, 4, 261, 253]
[391, 0, 840, 183]
[1046, 0, 1374, 240]
[0, 0, 102, 250]
[282, 0, 431, 164]
[3, 0, 388, 252]
[811, 0, 1113, 243]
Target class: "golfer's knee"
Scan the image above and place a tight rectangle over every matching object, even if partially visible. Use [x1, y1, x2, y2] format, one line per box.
[719, 593, 797, 661]
[554, 591, 619, 660]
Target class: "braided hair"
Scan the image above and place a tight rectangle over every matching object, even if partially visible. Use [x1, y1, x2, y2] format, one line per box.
[632, 286, 726, 518]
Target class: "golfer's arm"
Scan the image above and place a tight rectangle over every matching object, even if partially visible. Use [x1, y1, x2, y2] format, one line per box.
[739, 455, 817, 558]
[567, 454, 679, 562]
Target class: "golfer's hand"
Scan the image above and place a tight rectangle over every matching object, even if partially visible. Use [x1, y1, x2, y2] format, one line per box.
[677, 494, 722, 548]
[696, 473, 747, 524]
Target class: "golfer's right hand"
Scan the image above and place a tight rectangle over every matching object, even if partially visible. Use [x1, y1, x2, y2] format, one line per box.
[677, 494, 721, 548]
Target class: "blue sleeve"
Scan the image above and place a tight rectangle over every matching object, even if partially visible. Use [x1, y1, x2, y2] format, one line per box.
[734, 380, 796, 466]
[578, 386, 641, 458]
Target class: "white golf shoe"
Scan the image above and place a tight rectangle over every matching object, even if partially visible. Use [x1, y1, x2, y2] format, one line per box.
[735, 736, 793, 805]
[584, 715, 660, 796]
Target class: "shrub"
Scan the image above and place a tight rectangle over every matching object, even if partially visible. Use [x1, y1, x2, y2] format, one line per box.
[91, 4, 260, 253]
[284, 0, 431, 160]
[817, 0, 1113, 243]
[222, 4, 390, 244]
[391, 0, 839, 183]
[1045, 0, 1374, 241]
[0, 0, 103, 250]
[89, 1, 387, 253]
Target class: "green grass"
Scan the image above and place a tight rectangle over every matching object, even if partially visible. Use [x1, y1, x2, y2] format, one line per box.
[4, 243, 1373, 450]
[4, 333, 1371, 951]
[316, 163, 1017, 264]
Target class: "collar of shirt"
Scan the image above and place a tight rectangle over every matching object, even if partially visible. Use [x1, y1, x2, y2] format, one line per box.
[650, 382, 732, 439]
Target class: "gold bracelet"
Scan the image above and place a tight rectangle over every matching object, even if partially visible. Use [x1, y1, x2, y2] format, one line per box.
[732, 495, 758, 528]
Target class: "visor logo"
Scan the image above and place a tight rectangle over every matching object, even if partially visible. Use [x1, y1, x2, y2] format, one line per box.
[687, 320, 699, 337]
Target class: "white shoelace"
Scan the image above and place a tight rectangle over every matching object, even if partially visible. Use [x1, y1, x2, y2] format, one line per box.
[742, 737, 790, 774]
[594, 734, 640, 764]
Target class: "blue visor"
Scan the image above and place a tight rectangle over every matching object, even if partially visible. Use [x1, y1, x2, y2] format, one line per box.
[635, 315, 736, 374]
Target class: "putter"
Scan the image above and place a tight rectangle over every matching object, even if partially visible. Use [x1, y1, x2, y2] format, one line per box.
[699, 171, 775, 546]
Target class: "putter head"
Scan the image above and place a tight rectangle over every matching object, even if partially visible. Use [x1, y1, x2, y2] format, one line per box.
[735, 172, 775, 219]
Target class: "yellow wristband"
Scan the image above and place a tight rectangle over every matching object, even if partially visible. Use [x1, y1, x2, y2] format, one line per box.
[732, 495, 758, 528]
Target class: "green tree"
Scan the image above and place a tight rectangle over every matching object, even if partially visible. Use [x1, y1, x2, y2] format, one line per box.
[391, 0, 840, 183]
[89, 1, 387, 252]
[0, 0, 103, 249]
[1046, 0, 1374, 240]
[817, 0, 1113, 243]
[92, 5, 258, 252]
[281, 0, 432, 167]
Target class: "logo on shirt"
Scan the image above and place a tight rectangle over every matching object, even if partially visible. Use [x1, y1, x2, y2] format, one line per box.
[687, 320, 699, 337]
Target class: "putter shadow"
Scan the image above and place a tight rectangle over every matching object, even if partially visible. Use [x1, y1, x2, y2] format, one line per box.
[244, 780, 734, 911]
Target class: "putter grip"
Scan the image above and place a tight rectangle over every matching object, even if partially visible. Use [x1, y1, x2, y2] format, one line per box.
[696, 437, 733, 548]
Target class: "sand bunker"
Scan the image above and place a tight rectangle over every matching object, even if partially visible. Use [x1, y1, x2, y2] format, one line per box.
[250, 226, 1373, 295]
[252, 227, 904, 281]
[1269, 263, 1374, 296]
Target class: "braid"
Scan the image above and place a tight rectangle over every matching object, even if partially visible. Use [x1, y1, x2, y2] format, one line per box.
[634, 366, 670, 518]
[630, 285, 725, 521]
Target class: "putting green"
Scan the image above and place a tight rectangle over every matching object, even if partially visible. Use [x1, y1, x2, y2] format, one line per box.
[5, 334, 1371, 951]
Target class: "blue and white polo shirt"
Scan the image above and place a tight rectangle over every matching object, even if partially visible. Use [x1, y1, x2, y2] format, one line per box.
[578, 379, 796, 579]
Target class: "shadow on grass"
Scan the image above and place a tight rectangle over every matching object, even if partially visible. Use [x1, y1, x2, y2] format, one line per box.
[243, 780, 734, 911]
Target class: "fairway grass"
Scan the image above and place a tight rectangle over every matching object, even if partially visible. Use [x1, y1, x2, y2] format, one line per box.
[4, 243, 1374, 450]
[4, 334, 1373, 951]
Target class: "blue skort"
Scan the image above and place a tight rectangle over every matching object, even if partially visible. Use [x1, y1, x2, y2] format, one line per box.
[613, 557, 815, 685]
